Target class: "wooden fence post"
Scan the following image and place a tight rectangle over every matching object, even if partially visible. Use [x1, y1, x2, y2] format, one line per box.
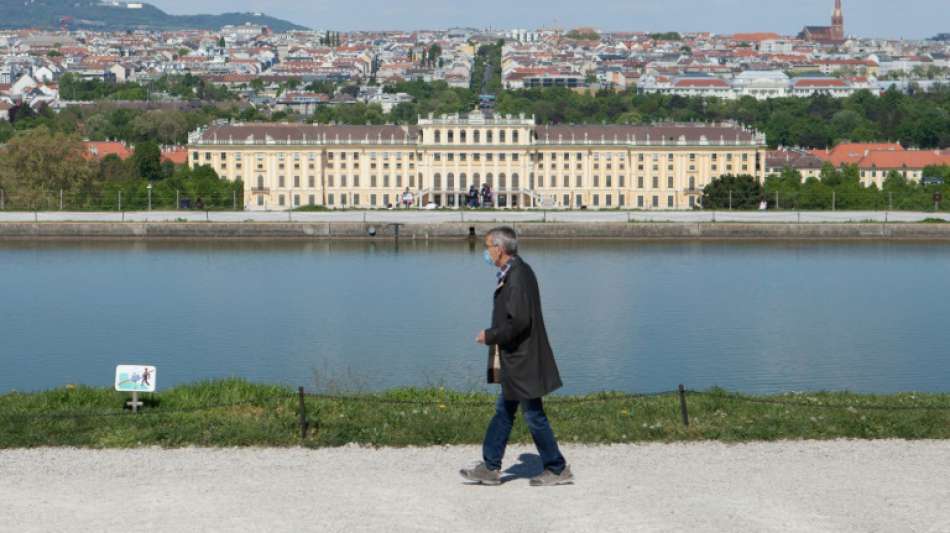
[678, 384, 689, 427]
[298, 386, 308, 440]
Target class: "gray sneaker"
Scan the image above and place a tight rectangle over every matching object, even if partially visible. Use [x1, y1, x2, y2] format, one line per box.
[530, 465, 574, 486]
[459, 462, 501, 485]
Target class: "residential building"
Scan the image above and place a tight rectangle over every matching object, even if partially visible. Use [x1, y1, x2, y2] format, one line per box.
[732, 70, 790, 99]
[811, 143, 950, 187]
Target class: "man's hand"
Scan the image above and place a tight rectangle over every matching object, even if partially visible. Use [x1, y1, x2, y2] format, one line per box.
[475, 330, 486, 344]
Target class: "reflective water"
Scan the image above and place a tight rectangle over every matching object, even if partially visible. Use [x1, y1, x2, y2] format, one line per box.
[2, 239, 949, 394]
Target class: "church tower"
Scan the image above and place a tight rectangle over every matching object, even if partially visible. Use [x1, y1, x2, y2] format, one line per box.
[831, 0, 844, 40]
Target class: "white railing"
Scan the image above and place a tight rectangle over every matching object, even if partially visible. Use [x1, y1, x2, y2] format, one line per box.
[195, 137, 766, 148]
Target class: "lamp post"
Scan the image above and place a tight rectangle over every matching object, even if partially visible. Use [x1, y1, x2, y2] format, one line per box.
[147, 183, 153, 211]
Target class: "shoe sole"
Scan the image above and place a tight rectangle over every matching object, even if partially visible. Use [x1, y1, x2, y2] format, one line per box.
[530, 476, 575, 486]
[459, 470, 501, 486]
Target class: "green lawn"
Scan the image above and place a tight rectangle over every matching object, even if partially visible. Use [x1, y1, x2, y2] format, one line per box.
[2, 379, 948, 448]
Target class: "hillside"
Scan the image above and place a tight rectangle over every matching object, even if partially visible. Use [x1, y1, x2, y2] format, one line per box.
[0, 0, 307, 32]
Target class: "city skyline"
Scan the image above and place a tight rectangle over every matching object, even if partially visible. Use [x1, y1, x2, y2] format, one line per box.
[149, 0, 943, 40]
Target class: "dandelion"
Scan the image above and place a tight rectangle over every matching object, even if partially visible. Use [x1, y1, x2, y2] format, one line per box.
[65, 384, 76, 390]
[438, 404, 447, 410]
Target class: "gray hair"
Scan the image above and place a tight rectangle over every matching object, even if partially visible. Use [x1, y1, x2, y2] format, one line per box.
[487, 226, 518, 255]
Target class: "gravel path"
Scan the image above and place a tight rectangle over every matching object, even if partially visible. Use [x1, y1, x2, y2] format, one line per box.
[2, 440, 949, 532]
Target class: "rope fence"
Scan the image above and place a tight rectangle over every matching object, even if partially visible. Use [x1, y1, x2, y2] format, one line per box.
[686, 389, 950, 411]
[1, 188, 949, 213]
[0, 189, 243, 212]
[5, 384, 950, 441]
[0, 398, 274, 420]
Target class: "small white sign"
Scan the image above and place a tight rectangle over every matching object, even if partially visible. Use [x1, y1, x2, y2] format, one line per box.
[115, 365, 156, 392]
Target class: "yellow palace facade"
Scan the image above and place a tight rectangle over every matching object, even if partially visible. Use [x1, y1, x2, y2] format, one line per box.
[187, 112, 767, 210]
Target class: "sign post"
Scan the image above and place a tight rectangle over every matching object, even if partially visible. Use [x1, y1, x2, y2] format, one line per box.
[115, 365, 156, 413]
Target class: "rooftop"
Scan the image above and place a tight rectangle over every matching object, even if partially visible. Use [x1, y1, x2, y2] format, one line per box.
[191, 119, 766, 147]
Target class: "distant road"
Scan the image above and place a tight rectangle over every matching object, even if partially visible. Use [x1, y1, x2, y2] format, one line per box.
[0, 210, 948, 224]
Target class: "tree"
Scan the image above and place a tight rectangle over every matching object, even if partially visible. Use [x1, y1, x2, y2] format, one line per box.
[130, 110, 189, 145]
[339, 84, 360, 97]
[305, 80, 335, 95]
[700, 175, 762, 209]
[0, 126, 95, 207]
[98, 154, 135, 182]
[649, 32, 682, 41]
[819, 162, 844, 187]
[0, 120, 13, 143]
[797, 177, 833, 209]
[7, 104, 35, 124]
[428, 44, 442, 67]
[132, 141, 162, 181]
[565, 29, 601, 41]
[389, 102, 417, 124]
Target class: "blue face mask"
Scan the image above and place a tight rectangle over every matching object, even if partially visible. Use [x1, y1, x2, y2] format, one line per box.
[483, 249, 495, 266]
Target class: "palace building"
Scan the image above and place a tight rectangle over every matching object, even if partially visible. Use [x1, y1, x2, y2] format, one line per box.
[187, 112, 767, 210]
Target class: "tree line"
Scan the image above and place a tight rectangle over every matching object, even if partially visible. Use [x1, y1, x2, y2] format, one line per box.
[702, 164, 950, 211]
[6, 75, 947, 150]
[2, 78, 949, 210]
[492, 86, 950, 149]
[286, 84, 950, 150]
[58, 73, 235, 102]
[0, 127, 239, 210]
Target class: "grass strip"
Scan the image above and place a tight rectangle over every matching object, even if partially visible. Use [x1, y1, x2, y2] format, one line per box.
[2, 379, 949, 448]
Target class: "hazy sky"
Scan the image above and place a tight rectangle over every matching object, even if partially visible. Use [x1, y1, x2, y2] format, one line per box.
[150, 0, 944, 39]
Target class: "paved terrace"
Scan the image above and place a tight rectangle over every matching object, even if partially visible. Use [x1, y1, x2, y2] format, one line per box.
[0, 210, 948, 224]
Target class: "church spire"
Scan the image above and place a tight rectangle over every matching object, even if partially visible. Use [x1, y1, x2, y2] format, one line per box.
[832, 0, 844, 40]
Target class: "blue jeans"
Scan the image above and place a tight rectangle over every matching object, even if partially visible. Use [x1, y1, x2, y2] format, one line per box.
[482, 392, 567, 474]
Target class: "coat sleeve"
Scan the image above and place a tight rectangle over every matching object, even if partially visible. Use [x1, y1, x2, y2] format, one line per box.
[484, 273, 532, 347]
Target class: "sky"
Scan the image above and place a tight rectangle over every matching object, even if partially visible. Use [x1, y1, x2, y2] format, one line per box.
[151, 0, 945, 40]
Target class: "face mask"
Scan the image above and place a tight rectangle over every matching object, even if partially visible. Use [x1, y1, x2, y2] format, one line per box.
[483, 249, 495, 266]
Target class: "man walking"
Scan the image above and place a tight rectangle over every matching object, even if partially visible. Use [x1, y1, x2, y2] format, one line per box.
[460, 226, 573, 486]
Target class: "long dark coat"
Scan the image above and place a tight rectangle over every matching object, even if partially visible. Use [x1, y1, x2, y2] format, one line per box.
[484, 256, 562, 401]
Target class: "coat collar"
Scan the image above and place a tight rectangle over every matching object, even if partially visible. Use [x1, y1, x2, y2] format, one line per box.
[495, 256, 521, 291]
